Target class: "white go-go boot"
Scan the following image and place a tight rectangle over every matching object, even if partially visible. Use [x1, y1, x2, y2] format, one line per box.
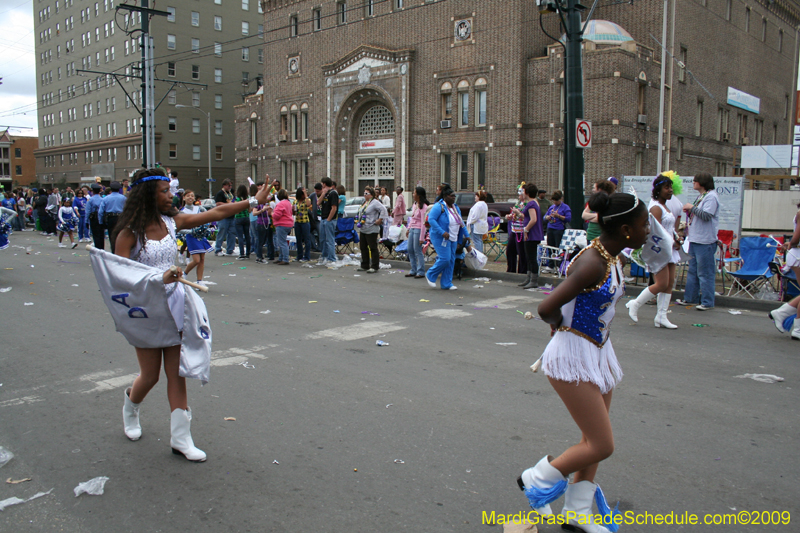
[170, 407, 207, 462]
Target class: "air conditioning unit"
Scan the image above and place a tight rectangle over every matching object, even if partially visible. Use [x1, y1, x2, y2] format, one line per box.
[279, 134, 287, 142]
[637, 114, 647, 125]
[440, 120, 452, 129]
[742, 137, 750, 146]
[722, 132, 731, 142]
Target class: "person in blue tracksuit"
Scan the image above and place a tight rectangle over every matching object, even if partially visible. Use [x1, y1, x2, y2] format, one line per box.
[425, 185, 469, 291]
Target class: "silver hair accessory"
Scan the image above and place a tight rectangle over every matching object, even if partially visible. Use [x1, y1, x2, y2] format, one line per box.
[602, 186, 640, 223]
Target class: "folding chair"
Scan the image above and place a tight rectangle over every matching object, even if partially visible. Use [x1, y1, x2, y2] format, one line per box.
[716, 230, 736, 294]
[724, 236, 776, 298]
[538, 229, 586, 278]
[422, 233, 437, 262]
[483, 224, 505, 261]
[394, 239, 409, 261]
[335, 217, 359, 254]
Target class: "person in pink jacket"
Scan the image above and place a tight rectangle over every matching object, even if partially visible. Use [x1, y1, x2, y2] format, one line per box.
[271, 189, 295, 264]
[392, 186, 407, 225]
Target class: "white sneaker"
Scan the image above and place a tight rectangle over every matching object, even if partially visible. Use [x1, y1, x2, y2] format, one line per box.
[448, 285, 458, 290]
[58, 243, 66, 248]
[426, 275, 436, 288]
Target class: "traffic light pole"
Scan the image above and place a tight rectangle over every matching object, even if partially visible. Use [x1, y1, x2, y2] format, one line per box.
[562, 0, 587, 225]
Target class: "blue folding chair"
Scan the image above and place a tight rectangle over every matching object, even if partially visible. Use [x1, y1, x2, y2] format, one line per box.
[724, 236, 775, 298]
[335, 217, 359, 254]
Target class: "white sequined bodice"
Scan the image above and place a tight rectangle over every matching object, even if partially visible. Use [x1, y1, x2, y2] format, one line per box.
[648, 199, 675, 234]
[132, 215, 178, 271]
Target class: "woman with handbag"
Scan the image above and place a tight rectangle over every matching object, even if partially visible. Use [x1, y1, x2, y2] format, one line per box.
[425, 185, 469, 291]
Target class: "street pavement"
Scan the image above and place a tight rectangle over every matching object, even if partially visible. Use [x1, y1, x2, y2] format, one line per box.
[0, 233, 797, 532]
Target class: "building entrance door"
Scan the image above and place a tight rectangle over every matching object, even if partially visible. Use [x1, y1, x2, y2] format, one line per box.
[356, 154, 394, 195]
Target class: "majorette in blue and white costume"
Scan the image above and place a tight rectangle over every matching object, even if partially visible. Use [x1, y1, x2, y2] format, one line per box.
[538, 239, 625, 395]
[0, 206, 17, 250]
[57, 206, 79, 233]
[180, 205, 213, 255]
[520, 238, 624, 533]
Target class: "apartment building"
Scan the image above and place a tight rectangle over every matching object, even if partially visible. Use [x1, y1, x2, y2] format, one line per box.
[235, 0, 800, 199]
[0, 131, 39, 188]
[33, 0, 265, 196]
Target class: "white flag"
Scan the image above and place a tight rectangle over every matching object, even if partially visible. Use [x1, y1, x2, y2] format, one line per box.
[89, 248, 211, 384]
[640, 213, 674, 274]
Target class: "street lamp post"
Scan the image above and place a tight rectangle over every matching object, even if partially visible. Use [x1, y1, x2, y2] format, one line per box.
[176, 104, 213, 199]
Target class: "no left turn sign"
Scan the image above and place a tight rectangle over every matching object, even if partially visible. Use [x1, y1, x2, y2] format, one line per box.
[576, 120, 592, 149]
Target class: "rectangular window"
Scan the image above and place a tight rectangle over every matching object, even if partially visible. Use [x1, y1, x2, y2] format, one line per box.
[678, 47, 687, 83]
[214, 16, 222, 31]
[638, 84, 647, 115]
[258, 48, 264, 63]
[192, 145, 201, 160]
[395, 0, 404, 9]
[242, 21, 249, 35]
[291, 113, 298, 141]
[192, 65, 199, 80]
[242, 0, 249, 10]
[635, 152, 643, 175]
[313, 9, 321, 31]
[475, 152, 486, 190]
[215, 42, 222, 56]
[167, 7, 175, 23]
[726, 0, 731, 21]
[476, 89, 486, 126]
[761, 18, 767, 42]
[215, 0, 221, 4]
[365, 0, 374, 17]
[216, 146, 223, 161]
[280, 114, 288, 136]
[441, 93, 452, 121]
[301, 111, 308, 140]
[192, 39, 199, 53]
[242, 47, 249, 61]
[215, 68, 222, 83]
[192, 92, 200, 107]
[215, 94, 222, 109]
[192, 118, 200, 134]
[441, 153, 451, 182]
[745, 7, 750, 33]
[168, 62, 176, 76]
[676, 136, 684, 160]
[337, 2, 346, 24]
[215, 120, 223, 135]
[779, 30, 784, 53]
[168, 90, 176, 105]
[191, 11, 199, 26]
[695, 101, 703, 136]
[251, 121, 258, 146]
[459, 91, 469, 127]
[290, 15, 298, 37]
[167, 34, 176, 50]
[458, 153, 469, 190]
[755, 119, 763, 145]
[169, 144, 177, 159]
[168, 116, 176, 131]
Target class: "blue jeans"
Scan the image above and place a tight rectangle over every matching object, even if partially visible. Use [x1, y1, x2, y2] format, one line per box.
[469, 227, 484, 254]
[407, 228, 426, 276]
[249, 217, 258, 256]
[294, 221, 311, 260]
[426, 237, 456, 289]
[234, 217, 251, 257]
[274, 225, 292, 262]
[214, 217, 235, 254]
[320, 219, 337, 262]
[684, 242, 716, 307]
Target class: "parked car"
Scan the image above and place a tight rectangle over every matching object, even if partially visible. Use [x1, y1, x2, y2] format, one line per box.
[454, 193, 514, 231]
[200, 198, 216, 211]
[343, 196, 365, 218]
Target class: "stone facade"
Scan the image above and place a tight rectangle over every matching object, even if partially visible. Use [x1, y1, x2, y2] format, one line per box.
[235, 0, 800, 199]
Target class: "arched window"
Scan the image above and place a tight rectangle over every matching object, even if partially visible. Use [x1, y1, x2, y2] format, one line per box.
[358, 105, 395, 137]
[280, 105, 288, 139]
[475, 78, 487, 126]
[300, 102, 309, 140]
[457, 80, 470, 127]
[441, 82, 453, 122]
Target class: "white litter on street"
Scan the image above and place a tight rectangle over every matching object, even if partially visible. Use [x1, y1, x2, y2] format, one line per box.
[735, 373, 784, 384]
[0, 488, 53, 511]
[74, 476, 109, 497]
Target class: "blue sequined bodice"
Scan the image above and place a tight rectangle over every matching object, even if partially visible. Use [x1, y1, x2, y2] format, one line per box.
[559, 252, 624, 347]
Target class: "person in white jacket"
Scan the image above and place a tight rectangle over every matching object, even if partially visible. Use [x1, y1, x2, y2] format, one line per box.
[466, 191, 489, 254]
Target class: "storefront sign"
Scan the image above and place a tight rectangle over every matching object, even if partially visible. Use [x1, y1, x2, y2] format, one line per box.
[727, 87, 760, 114]
[359, 139, 394, 150]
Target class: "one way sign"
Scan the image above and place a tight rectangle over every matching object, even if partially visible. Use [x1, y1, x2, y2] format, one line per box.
[576, 120, 592, 149]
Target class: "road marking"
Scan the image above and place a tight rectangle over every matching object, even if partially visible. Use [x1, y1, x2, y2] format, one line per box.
[306, 321, 406, 341]
[470, 295, 540, 309]
[81, 373, 141, 394]
[0, 396, 44, 407]
[419, 309, 472, 319]
[210, 345, 277, 367]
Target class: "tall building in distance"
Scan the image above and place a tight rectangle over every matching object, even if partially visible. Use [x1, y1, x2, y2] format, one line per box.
[33, 0, 266, 197]
[236, 0, 800, 199]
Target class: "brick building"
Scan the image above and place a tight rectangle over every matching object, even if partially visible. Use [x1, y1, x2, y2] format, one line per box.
[235, 0, 800, 199]
[0, 131, 39, 189]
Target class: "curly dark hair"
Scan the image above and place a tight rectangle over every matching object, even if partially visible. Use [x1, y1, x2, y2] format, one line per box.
[651, 174, 673, 200]
[112, 169, 178, 250]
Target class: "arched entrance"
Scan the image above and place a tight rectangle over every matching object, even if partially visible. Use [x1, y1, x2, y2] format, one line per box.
[353, 103, 396, 196]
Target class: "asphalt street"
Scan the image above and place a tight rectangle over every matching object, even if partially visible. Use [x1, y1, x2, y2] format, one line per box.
[0, 233, 797, 532]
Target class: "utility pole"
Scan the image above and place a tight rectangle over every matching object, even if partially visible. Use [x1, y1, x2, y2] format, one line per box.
[538, 0, 596, 223]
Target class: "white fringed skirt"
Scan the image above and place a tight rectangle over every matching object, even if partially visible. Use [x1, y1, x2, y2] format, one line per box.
[538, 331, 623, 394]
[785, 248, 800, 269]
